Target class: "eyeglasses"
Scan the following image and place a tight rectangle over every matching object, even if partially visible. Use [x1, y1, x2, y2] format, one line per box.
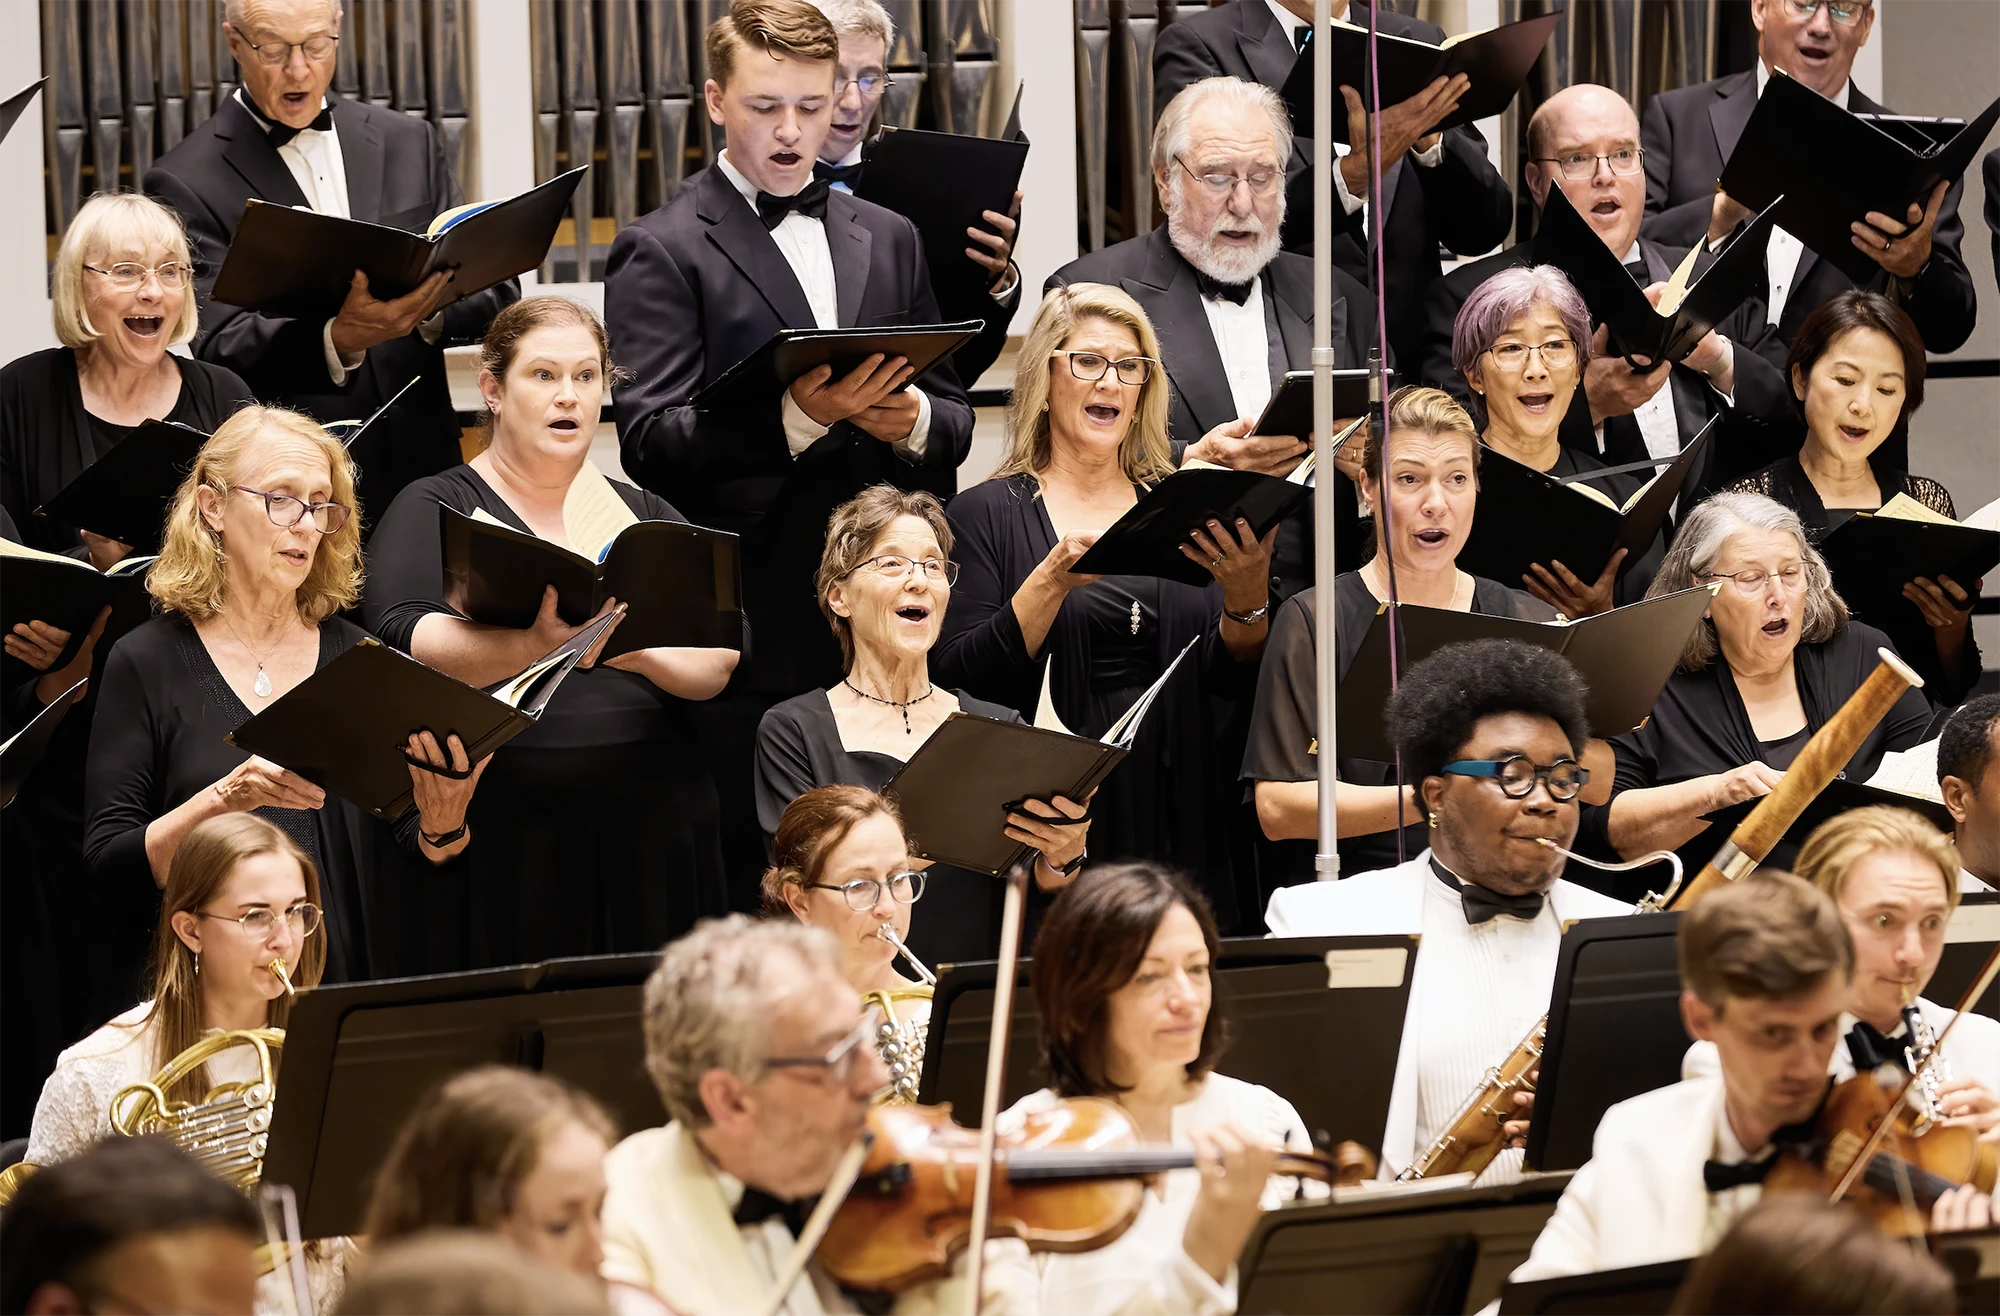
[765, 1018, 877, 1084]
[835, 73, 892, 97]
[198, 901, 323, 943]
[1782, 0, 1868, 26]
[1485, 339, 1576, 372]
[1533, 148, 1645, 181]
[1174, 156, 1282, 198]
[1441, 755, 1590, 802]
[805, 869, 926, 912]
[1703, 564, 1809, 596]
[84, 262, 194, 291]
[846, 555, 959, 586]
[1055, 351, 1156, 386]
[234, 486, 352, 534]
[241, 34, 340, 66]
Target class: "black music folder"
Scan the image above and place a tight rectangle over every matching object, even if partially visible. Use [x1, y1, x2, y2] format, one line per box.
[1499, 1258, 1689, 1314]
[0, 77, 44, 144]
[689, 321, 985, 409]
[211, 166, 586, 319]
[857, 85, 1029, 298]
[226, 613, 615, 821]
[34, 419, 208, 553]
[263, 953, 665, 1240]
[1458, 421, 1715, 587]
[1252, 369, 1386, 438]
[885, 641, 1194, 875]
[1, 678, 85, 809]
[0, 543, 156, 677]
[1523, 914, 1686, 1175]
[439, 506, 744, 659]
[1279, 11, 1561, 144]
[920, 935, 1417, 1156]
[1336, 586, 1716, 762]
[1071, 466, 1316, 585]
[1817, 497, 2000, 625]
[1532, 185, 1779, 367]
[1719, 72, 2000, 284]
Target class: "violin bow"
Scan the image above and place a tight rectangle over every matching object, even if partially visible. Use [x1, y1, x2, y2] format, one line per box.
[1827, 942, 2000, 1208]
[962, 860, 1032, 1314]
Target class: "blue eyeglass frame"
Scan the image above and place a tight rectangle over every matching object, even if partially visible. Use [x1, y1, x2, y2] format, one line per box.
[1439, 755, 1590, 799]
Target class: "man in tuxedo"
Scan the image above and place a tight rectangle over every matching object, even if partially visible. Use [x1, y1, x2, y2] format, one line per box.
[605, 0, 973, 901]
[1154, 0, 1513, 372]
[144, 0, 518, 528]
[808, 0, 1021, 387]
[1048, 76, 1378, 603]
[1419, 84, 1791, 499]
[1940, 695, 2000, 892]
[1640, 0, 1975, 363]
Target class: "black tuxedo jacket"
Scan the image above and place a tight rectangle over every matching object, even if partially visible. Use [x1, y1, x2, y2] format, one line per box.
[1153, 0, 1513, 370]
[1640, 69, 1975, 359]
[604, 166, 974, 694]
[1419, 238, 1795, 505]
[1983, 146, 2000, 290]
[143, 94, 517, 529]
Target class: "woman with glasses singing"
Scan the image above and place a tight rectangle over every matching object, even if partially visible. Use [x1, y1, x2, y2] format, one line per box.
[1587, 492, 1932, 881]
[756, 489, 1088, 964]
[1452, 265, 1667, 615]
[84, 407, 483, 988]
[362, 296, 742, 976]
[1729, 291, 1980, 705]
[27, 814, 353, 1311]
[934, 283, 1274, 931]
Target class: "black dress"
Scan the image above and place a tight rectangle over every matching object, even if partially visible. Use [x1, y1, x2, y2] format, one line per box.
[755, 689, 1026, 967]
[1577, 619, 1934, 895]
[1731, 455, 1980, 705]
[931, 474, 1264, 933]
[1241, 572, 1555, 906]
[82, 615, 387, 989]
[361, 465, 734, 975]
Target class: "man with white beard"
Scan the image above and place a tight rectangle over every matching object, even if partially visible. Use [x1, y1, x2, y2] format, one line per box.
[1049, 76, 1378, 602]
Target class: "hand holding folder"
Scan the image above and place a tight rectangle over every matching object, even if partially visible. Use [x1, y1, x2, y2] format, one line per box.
[856, 85, 1029, 298]
[1816, 494, 1999, 629]
[691, 323, 985, 410]
[0, 540, 157, 680]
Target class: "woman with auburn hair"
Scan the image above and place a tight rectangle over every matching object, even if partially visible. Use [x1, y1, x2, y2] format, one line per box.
[934, 283, 1274, 930]
[85, 407, 485, 988]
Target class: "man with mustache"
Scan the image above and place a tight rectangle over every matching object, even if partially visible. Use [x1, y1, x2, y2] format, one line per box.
[1048, 77, 1378, 602]
[1264, 639, 1629, 1184]
[1419, 83, 1792, 503]
[1641, 0, 1976, 381]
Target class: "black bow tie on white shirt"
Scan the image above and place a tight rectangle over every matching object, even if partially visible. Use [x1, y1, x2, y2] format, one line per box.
[732, 1185, 815, 1237]
[756, 178, 831, 230]
[814, 159, 865, 189]
[1193, 269, 1254, 305]
[1846, 1019, 1913, 1073]
[1429, 857, 1544, 925]
[264, 102, 334, 148]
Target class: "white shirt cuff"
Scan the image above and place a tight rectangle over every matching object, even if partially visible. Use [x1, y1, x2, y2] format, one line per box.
[893, 389, 933, 462]
[1412, 137, 1445, 167]
[989, 262, 1021, 302]
[1332, 157, 1367, 215]
[323, 319, 364, 386]
[781, 389, 832, 458]
[1172, 1251, 1238, 1316]
[418, 311, 445, 346]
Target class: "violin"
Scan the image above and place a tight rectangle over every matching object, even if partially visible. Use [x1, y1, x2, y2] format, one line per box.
[815, 1097, 1375, 1293]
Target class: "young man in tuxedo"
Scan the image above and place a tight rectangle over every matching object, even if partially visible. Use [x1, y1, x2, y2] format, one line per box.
[1640, 0, 1975, 363]
[604, 0, 973, 902]
[807, 0, 1021, 387]
[1940, 695, 2000, 892]
[1418, 83, 1792, 500]
[144, 0, 519, 527]
[1154, 0, 1512, 372]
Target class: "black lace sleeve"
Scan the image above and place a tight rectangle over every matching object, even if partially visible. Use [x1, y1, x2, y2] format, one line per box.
[1903, 474, 1957, 519]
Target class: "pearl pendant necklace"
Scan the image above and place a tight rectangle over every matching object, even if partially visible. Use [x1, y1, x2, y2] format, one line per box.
[253, 666, 273, 698]
[221, 613, 286, 700]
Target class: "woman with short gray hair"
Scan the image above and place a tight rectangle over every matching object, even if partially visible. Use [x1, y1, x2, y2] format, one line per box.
[1586, 491, 1932, 883]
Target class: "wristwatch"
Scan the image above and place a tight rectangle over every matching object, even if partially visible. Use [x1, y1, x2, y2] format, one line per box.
[421, 821, 469, 847]
[1225, 602, 1271, 626]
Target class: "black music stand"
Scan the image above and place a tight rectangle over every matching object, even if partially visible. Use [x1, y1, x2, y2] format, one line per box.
[1235, 1172, 1573, 1314]
[1496, 1258, 1687, 1314]
[263, 954, 663, 1239]
[1934, 891, 1999, 1018]
[918, 935, 1418, 1153]
[1524, 914, 1688, 1174]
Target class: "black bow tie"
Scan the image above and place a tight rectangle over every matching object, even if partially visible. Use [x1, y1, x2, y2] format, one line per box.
[732, 1185, 815, 1237]
[1702, 1154, 1778, 1192]
[1430, 857, 1545, 925]
[1847, 1019, 1913, 1074]
[815, 159, 865, 189]
[264, 103, 334, 148]
[1194, 270, 1255, 305]
[756, 179, 831, 230]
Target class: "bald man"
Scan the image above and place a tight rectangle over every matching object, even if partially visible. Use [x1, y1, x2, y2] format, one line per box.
[1419, 84, 1792, 508]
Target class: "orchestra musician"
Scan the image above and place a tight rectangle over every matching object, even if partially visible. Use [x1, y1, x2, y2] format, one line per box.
[755, 488, 1090, 963]
[1006, 861, 1318, 1312]
[1264, 638, 1629, 1182]
[1666, 1193, 1957, 1315]
[1939, 695, 2000, 891]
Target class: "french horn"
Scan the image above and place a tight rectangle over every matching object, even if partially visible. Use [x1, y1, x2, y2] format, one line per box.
[868, 925, 935, 1105]
[109, 1026, 285, 1192]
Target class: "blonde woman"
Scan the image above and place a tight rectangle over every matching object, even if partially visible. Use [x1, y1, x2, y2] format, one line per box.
[934, 282, 1274, 928]
[85, 407, 483, 988]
